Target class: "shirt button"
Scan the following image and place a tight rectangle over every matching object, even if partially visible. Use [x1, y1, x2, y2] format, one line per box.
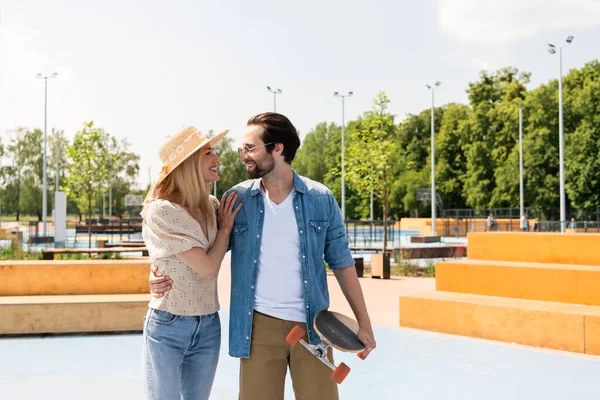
[306, 305, 309, 309]
[259, 210, 263, 213]
[300, 230, 303, 234]
[304, 280, 308, 284]
[296, 206, 299, 210]
[251, 285, 254, 289]
[246, 336, 249, 340]
[256, 234, 260, 238]
[248, 312, 251, 315]
[253, 260, 257, 263]
[235, 229, 238, 233]
[302, 255, 306, 259]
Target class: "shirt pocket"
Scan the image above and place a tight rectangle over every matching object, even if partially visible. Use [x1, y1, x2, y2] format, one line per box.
[231, 223, 249, 257]
[308, 220, 330, 255]
[233, 223, 248, 235]
[308, 220, 330, 234]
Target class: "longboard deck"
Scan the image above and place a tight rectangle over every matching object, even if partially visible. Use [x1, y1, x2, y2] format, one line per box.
[314, 311, 365, 352]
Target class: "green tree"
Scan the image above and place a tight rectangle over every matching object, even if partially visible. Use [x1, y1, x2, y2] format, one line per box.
[294, 122, 332, 183]
[64, 121, 112, 246]
[5, 128, 44, 220]
[523, 82, 560, 219]
[345, 92, 397, 250]
[105, 136, 140, 217]
[50, 129, 70, 193]
[392, 108, 445, 218]
[564, 60, 600, 217]
[435, 103, 471, 210]
[462, 68, 529, 211]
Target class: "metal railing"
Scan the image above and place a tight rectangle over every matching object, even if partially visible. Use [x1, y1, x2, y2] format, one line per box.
[442, 218, 600, 236]
[344, 220, 397, 248]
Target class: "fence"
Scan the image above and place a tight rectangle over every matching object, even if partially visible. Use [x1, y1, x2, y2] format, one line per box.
[442, 218, 600, 237]
[23, 218, 143, 249]
[344, 220, 398, 248]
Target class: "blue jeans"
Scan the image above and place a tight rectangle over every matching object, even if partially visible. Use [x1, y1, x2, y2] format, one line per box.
[142, 308, 221, 400]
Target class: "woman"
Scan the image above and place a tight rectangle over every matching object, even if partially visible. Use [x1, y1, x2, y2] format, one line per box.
[140, 125, 242, 400]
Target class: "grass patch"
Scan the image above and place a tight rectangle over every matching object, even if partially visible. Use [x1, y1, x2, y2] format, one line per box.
[361, 261, 435, 277]
[0, 239, 128, 261]
[0, 239, 43, 260]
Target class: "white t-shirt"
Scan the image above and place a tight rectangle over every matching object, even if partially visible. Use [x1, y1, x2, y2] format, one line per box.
[254, 189, 306, 322]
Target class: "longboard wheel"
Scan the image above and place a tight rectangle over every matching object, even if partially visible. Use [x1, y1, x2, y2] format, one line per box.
[286, 326, 306, 347]
[357, 351, 368, 360]
[331, 362, 351, 384]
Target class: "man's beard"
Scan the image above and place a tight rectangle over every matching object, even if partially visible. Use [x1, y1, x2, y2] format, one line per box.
[246, 154, 275, 179]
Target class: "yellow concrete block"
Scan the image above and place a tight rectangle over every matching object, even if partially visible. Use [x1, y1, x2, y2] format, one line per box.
[0, 227, 15, 240]
[398, 218, 444, 235]
[0, 260, 151, 296]
[585, 315, 600, 356]
[399, 291, 600, 354]
[436, 260, 600, 306]
[467, 232, 600, 265]
[0, 294, 149, 335]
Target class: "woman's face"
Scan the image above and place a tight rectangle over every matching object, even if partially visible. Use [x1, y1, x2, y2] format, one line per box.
[201, 146, 220, 183]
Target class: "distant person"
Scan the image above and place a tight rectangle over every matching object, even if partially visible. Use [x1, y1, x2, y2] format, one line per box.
[570, 217, 577, 229]
[487, 212, 497, 231]
[520, 214, 529, 232]
[140, 126, 241, 400]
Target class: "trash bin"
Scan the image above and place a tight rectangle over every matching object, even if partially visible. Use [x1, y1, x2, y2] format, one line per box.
[353, 257, 364, 278]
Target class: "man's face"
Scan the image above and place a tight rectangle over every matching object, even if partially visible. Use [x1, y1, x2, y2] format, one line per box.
[239, 124, 275, 179]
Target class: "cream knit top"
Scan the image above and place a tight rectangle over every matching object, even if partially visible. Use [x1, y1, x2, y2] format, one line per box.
[142, 198, 219, 316]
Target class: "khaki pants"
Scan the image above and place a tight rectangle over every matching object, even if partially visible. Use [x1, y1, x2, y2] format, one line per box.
[239, 311, 339, 400]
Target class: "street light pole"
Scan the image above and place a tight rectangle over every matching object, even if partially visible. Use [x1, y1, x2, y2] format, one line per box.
[548, 36, 573, 233]
[519, 106, 524, 219]
[37, 72, 57, 237]
[334, 91, 353, 222]
[266, 86, 282, 112]
[55, 132, 59, 191]
[426, 82, 441, 236]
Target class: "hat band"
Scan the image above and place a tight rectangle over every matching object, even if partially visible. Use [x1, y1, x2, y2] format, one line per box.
[162, 131, 206, 175]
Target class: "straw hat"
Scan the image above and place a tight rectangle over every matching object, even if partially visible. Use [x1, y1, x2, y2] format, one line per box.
[142, 126, 229, 214]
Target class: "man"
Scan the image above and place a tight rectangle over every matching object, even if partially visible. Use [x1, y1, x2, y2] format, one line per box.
[150, 112, 376, 400]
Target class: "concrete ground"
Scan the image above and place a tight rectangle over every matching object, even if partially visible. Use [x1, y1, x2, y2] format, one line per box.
[1, 257, 600, 399]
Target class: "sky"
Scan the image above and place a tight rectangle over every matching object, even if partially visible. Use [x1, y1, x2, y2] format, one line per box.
[1, 0, 599, 188]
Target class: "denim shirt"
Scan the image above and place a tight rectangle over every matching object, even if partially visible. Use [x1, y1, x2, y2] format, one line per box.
[225, 171, 355, 358]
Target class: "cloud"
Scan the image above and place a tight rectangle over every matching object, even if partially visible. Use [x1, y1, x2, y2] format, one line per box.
[438, 0, 600, 43]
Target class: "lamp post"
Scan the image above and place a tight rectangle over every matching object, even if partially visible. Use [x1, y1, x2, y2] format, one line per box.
[426, 81, 441, 236]
[333, 91, 353, 222]
[266, 86, 282, 112]
[36, 72, 57, 237]
[519, 105, 525, 220]
[548, 35, 573, 233]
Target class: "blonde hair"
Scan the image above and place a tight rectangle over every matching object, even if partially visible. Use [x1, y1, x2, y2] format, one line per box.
[155, 149, 215, 224]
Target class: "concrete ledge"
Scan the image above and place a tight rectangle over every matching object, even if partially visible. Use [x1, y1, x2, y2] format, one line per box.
[399, 245, 466, 260]
[467, 232, 600, 265]
[0, 260, 151, 296]
[410, 236, 441, 244]
[399, 291, 600, 356]
[436, 260, 600, 306]
[0, 294, 149, 335]
[586, 316, 600, 355]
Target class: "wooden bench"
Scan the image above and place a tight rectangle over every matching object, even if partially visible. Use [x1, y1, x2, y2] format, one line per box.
[42, 247, 149, 260]
[97, 239, 145, 248]
[350, 246, 395, 256]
